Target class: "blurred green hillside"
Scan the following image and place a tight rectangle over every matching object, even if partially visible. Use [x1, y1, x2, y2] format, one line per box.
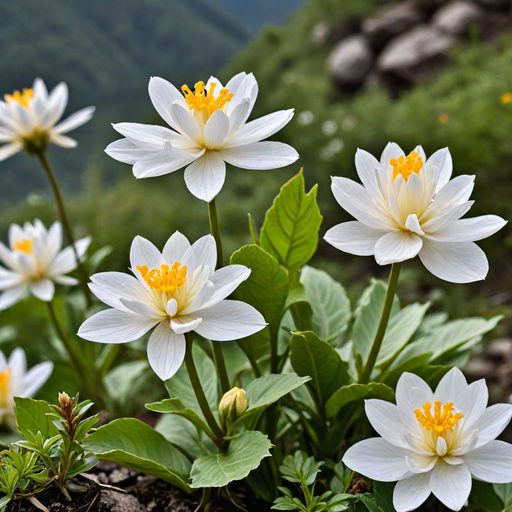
[2, 0, 512, 319]
[0, 0, 303, 202]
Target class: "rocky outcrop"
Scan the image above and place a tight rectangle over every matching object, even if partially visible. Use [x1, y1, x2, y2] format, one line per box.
[325, 0, 512, 91]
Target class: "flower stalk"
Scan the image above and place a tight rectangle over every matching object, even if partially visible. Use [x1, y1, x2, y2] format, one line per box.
[359, 263, 401, 384]
[35, 151, 92, 308]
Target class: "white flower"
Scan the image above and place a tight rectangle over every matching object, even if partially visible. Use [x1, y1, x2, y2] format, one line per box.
[343, 368, 512, 512]
[0, 347, 53, 430]
[105, 72, 298, 202]
[0, 220, 90, 309]
[324, 143, 507, 283]
[78, 232, 266, 380]
[0, 78, 94, 160]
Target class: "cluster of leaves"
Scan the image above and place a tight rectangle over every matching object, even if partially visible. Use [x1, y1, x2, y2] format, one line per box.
[0, 394, 98, 509]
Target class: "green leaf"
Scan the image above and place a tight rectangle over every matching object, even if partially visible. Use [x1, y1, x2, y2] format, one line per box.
[351, 281, 399, 365]
[470, 481, 504, 512]
[84, 418, 191, 492]
[145, 398, 214, 439]
[301, 266, 351, 345]
[231, 244, 289, 341]
[190, 430, 272, 488]
[290, 331, 350, 406]
[260, 170, 322, 274]
[494, 483, 512, 507]
[376, 302, 430, 365]
[14, 397, 58, 439]
[279, 450, 323, 486]
[325, 382, 395, 418]
[236, 373, 310, 427]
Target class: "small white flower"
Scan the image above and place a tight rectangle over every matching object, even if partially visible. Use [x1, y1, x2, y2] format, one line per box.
[0, 220, 90, 309]
[0, 347, 53, 430]
[78, 232, 266, 380]
[324, 143, 507, 283]
[343, 368, 512, 512]
[105, 72, 299, 202]
[0, 78, 94, 160]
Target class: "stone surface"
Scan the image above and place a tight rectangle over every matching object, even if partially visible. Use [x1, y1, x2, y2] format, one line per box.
[328, 35, 374, 84]
[378, 24, 456, 73]
[363, 2, 425, 46]
[433, 0, 483, 35]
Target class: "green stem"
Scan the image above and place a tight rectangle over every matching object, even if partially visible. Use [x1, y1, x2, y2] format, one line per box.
[35, 151, 92, 308]
[184, 334, 225, 446]
[46, 301, 105, 408]
[359, 263, 401, 384]
[207, 198, 230, 393]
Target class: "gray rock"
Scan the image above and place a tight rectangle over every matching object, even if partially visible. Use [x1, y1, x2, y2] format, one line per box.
[97, 489, 145, 512]
[311, 22, 329, 45]
[378, 24, 456, 73]
[433, 0, 483, 35]
[363, 2, 425, 46]
[328, 35, 374, 85]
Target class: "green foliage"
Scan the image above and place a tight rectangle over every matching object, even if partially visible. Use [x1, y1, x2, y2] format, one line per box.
[190, 430, 271, 488]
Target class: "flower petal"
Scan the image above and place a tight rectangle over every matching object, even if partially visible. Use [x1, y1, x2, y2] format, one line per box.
[374, 231, 423, 265]
[342, 437, 410, 481]
[380, 142, 404, 170]
[365, 399, 408, 448]
[324, 221, 384, 256]
[429, 461, 471, 511]
[393, 474, 431, 512]
[427, 215, 506, 243]
[229, 109, 294, 146]
[204, 110, 229, 148]
[190, 235, 216, 271]
[105, 139, 152, 164]
[21, 362, 53, 397]
[193, 300, 266, 341]
[184, 152, 226, 202]
[464, 440, 512, 483]
[89, 271, 150, 310]
[78, 309, 157, 343]
[170, 103, 202, 141]
[0, 142, 22, 161]
[53, 106, 95, 134]
[419, 240, 488, 283]
[133, 147, 199, 179]
[130, 236, 162, 271]
[30, 279, 55, 302]
[0, 286, 26, 310]
[148, 76, 183, 129]
[221, 141, 298, 170]
[170, 316, 202, 334]
[147, 322, 186, 380]
[162, 231, 191, 264]
[427, 147, 452, 191]
[473, 404, 512, 449]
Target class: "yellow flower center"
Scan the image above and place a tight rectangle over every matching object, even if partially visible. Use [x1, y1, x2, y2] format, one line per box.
[181, 81, 233, 120]
[4, 88, 34, 108]
[501, 92, 512, 105]
[415, 401, 463, 436]
[390, 151, 424, 181]
[13, 239, 33, 254]
[0, 368, 11, 408]
[137, 262, 187, 293]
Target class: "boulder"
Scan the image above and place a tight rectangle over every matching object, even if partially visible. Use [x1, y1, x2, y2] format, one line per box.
[433, 0, 483, 35]
[328, 35, 374, 85]
[378, 24, 456, 74]
[362, 2, 425, 47]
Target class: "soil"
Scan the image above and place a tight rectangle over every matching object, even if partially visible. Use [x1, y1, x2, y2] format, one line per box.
[8, 463, 270, 512]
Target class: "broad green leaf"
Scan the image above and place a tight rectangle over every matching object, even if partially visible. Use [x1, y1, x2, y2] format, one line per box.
[326, 382, 395, 418]
[290, 331, 350, 406]
[376, 302, 430, 365]
[14, 397, 58, 439]
[260, 170, 322, 274]
[190, 430, 271, 488]
[145, 398, 214, 439]
[351, 281, 399, 364]
[84, 418, 191, 492]
[231, 245, 289, 330]
[470, 481, 504, 512]
[235, 373, 310, 427]
[166, 343, 218, 414]
[494, 483, 512, 507]
[301, 266, 351, 345]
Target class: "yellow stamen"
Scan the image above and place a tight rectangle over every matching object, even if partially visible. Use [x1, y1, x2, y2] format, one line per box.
[501, 92, 512, 105]
[390, 151, 424, 181]
[4, 88, 34, 108]
[0, 368, 11, 408]
[137, 262, 187, 293]
[14, 239, 33, 254]
[181, 81, 233, 120]
[415, 401, 463, 435]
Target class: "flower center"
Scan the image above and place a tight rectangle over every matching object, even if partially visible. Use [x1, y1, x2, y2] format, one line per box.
[390, 151, 424, 181]
[415, 401, 463, 436]
[0, 368, 11, 408]
[137, 263, 187, 293]
[4, 88, 34, 108]
[13, 239, 33, 254]
[181, 81, 233, 121]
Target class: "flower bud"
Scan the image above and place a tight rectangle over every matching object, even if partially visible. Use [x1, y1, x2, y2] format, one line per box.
[218, 387, 248, 431]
